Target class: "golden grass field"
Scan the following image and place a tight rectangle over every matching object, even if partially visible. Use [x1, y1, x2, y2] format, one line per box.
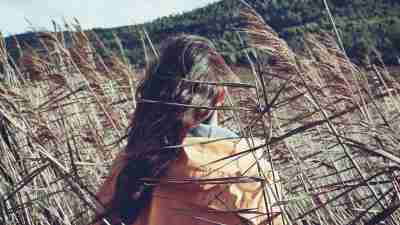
[1, 5, 400, 225]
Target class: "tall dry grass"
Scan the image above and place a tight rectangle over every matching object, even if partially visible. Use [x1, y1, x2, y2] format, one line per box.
[0, 2, 400, 225]
[231, 3, 400, 225]
[0, 22, 138, 225]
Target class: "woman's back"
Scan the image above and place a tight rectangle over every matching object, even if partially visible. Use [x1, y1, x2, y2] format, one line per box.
[94, 35, 282, 225]
[96, 137, 283, 225]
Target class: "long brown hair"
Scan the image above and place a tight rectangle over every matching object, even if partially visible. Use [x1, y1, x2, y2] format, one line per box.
[100, 35, 235, 224]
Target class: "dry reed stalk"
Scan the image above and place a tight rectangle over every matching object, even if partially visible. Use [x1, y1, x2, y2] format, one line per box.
[0, 22, 139, 225]
[235, 1, 400, 225]
[1, 2, 400, 224]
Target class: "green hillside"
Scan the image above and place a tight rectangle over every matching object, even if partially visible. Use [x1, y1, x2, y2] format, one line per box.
[5, 0, 400, 66]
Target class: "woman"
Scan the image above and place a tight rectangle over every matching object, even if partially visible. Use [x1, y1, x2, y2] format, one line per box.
[94, 35, 282, 225]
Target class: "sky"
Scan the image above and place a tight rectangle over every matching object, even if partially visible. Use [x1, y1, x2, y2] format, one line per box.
[0, 0, 220, 36]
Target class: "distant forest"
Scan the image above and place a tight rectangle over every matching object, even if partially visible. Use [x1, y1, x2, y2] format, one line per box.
[5, 0, 400, 66]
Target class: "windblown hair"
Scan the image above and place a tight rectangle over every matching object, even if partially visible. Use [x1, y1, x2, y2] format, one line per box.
[100, 35, 235, 224]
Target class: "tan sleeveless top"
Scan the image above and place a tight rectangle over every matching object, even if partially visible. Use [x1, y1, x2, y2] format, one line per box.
[95, 137, 283, 225]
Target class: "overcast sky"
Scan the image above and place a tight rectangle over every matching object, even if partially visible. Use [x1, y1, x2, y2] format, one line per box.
[0, 0, 219, 36]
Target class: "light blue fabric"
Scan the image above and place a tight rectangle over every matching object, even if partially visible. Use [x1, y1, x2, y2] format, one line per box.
[189, 123, 238, 138]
